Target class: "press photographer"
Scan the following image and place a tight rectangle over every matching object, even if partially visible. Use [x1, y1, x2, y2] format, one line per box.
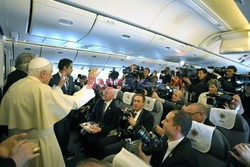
[212, 65, 240, 93]
[159, 67, 172, 84]
[152, 89, 186, 121]
[198, 79, 236, 109]
[183, 68, 209, 102]
[122, 64, 143, 92]
[139, 110, 198, 167]
[96, 94, 154, 158]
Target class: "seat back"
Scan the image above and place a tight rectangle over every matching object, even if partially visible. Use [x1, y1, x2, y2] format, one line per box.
[187, 121, 230, 167]
[144, 96, 163, 127]
[209, 108, 249, 149]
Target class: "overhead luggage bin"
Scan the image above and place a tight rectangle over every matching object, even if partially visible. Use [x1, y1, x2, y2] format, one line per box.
[0, 0, 31, 38]
[105, 55, 133, 68]
[75, 51, 110, 66]
[126, 34, 188, 60]
[14, 43, 41, 59]
[57, 0, 174, 29]
[149, 0, 219, 46]
[79, 15, 155, 54]
[30, 0, 96, 42]
[41, 46, 77, 62]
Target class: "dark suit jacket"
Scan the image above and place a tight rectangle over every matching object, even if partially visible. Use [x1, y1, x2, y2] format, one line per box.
[89, 99, 121, 134]
[0, 158, 16, 167]
[150, 137, 198, 167]
[48, 72, 74, 95]
[3, 69, 27, 96]
[120, 109, 154, 140]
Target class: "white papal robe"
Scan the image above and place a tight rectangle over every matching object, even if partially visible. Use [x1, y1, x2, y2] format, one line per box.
[0, 75, 95, 167]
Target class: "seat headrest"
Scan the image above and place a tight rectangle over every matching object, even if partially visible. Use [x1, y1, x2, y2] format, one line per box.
[113, 89, 119, 99]
[122, 92, 135, 105]
[187, 121, 215, 153]
[143, 97, 156, 111]
[113, 148, 149, 167]
[209, 108, 237, 129]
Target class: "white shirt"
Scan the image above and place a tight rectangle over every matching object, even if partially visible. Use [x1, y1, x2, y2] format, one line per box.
[162, 137, 184, 162]
[104, 100, 112, 112]
[134, 109, 142, 121]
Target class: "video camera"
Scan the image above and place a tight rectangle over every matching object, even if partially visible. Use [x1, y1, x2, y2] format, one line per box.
[176, 66, 196, 79]
[123, 65, 144, 79]
[108, 68, 119, 80]
[235, 74, 250, 86]
[206, 93, 233, 107]
[136, 127, 163, 155]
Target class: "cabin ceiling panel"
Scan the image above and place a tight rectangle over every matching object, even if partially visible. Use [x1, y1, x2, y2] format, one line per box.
[79, 16, 155, 54]
[0, 0, 30, 38]
[149, 0, 219, 46]
[56, 0, 174, 28]
[41, 46, 77, 63]
[75, 51, 110, 66]
[30, 0, 96, 42]
[14, 43, 41, 59]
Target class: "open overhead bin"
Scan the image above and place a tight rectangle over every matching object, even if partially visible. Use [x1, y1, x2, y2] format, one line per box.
[41, 46, 77, 62]
[30, 0, 96, 42]
[79, 15, 155, 54]
[149, 0, 219, 46]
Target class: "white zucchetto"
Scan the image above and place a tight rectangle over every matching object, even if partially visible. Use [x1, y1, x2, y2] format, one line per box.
[28, 57, 50, 69]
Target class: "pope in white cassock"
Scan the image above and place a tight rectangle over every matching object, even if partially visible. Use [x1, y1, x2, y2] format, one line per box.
[0, 57, 99, 167]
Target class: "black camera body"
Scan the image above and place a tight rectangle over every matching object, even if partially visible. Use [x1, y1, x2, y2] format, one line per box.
[206, 93, 232, 107]
[108, 68, 119, 80]
[123, 109, 137, 118]
[137, 128, 163, 155]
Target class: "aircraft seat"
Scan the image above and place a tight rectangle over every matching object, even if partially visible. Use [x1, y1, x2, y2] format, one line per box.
[187, 121, 230, 167]
[209, 108, 249, 149]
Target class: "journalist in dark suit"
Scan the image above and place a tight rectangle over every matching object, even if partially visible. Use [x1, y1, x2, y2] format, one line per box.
[97, 94, 154, 158]
[139, 110, 198, 167]
[48, 58, 75, 157]
[81, 87, 121, 158]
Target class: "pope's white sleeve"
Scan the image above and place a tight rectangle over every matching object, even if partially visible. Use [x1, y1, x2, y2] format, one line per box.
[72, 85, 95, 109]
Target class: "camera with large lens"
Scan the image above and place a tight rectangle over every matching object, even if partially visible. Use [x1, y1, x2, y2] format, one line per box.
[137, 127, 163, 155]
[176, 66, 196, 79]
[235, 74, 250, 86]
[206, 93, 232, 107]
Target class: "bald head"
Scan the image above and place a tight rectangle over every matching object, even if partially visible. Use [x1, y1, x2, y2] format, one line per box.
[102, 87, 115, 102]
[182, 103, 207, 123]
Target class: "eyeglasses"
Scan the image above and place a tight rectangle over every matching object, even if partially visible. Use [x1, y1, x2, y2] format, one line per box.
[187, 111, 201, 116]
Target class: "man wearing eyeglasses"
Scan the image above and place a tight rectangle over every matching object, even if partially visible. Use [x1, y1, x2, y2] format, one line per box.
[182, 103, 214, 126]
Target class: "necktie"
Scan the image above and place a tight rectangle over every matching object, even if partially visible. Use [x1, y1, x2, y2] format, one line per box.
[65, 81, 70, 94]
[101, 102, 107, 123]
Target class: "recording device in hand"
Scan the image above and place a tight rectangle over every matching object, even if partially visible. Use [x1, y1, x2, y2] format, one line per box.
[123, 108, 137, 118]
[206, 93, 233, 107]
[136, 127, 163, 155]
